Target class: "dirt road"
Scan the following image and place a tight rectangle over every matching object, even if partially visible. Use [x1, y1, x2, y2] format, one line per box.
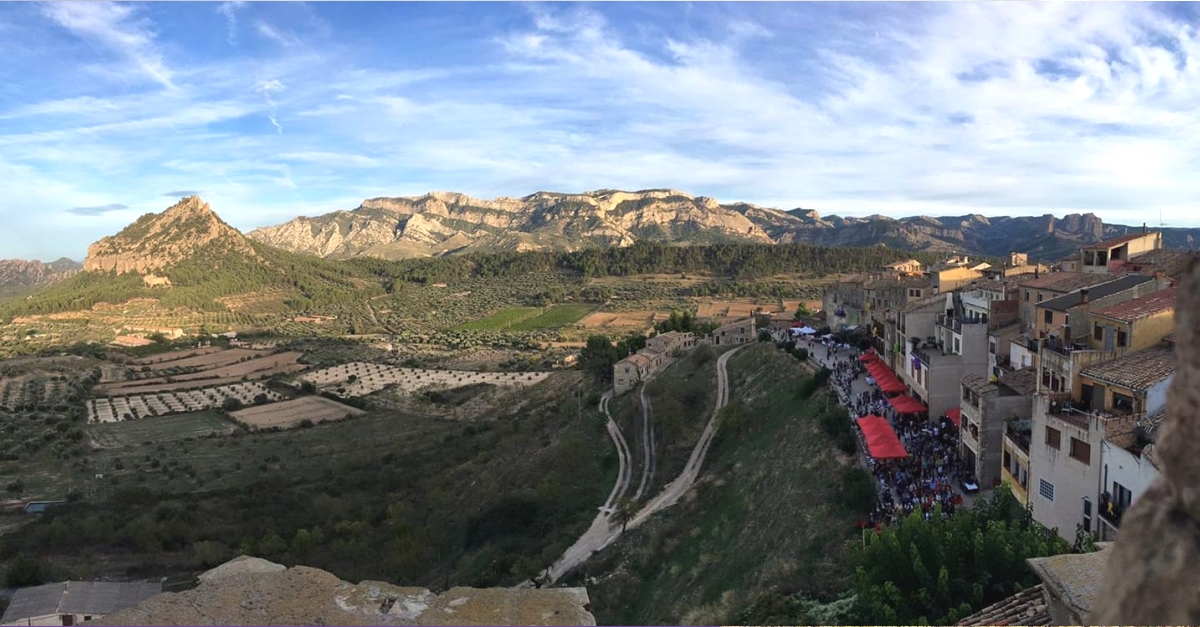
[600, 391, 634, 511]
[632, 383, 653, 500]
[537, 345, 744, 585]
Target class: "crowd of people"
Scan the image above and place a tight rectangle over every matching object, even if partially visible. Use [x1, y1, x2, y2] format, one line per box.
[799, 336, 970, 528]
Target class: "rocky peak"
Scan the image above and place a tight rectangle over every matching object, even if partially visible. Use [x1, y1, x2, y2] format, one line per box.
[84, 196, 256, 275]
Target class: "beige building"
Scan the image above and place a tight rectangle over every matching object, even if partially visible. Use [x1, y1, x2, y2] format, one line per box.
[613, 353, 653, 395]
[1080, 231, 1162, 274]
[1086, 288, 1176, 353]
[712, 317, 756, 346]
[959, 369, 1036, 488]
[1018, 272, 1112, 328]
[884, 259, 923, 275]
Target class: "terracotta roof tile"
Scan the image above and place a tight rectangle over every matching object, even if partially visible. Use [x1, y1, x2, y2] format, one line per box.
[1080, 345, 1175, 392]
[1039, 275, 1155, 312]
[1090, 288, 1176, 322]
[956, 584, 1049, 626]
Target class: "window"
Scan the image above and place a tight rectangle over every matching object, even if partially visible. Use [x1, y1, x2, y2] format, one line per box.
[1117, 329, 1128, 347]
[1046, 426, 1061, 449]
[1003, 450, 1012, 471]
[1039, 478, 1055, 501]
[1025, 290, 1031, 302]
[1114, 482, 1133, 509]
[1042, 368, 1052, 388]
[1044, 310, 1053, 325]
[1038, 292, 1044, 302]
[1070, 437, 1091, 464]
[1113, 392, 1134, 413]
[1019, 467, 1028, 488]
[1083, 498, 1092, 534]
[989, 339, 996, 355]
[1094, 323, 1103, 341]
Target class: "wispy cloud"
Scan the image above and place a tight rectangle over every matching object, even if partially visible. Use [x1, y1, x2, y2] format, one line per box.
[42, 2, 175, 89]
[67, 203, 127, 216]
[162, 190, 199, 197]
[256, 20, 302, 47]
[217, 1, 245, 46]
[4, 2, 1200, 260]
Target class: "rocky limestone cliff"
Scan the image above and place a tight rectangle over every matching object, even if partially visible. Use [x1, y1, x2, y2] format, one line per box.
[96, 556, 595, 626]
[0, 257, 81, 290]
[84, 196, 257, 275]
[249, 189, 1200, 262]
[248, 189, 772, 260]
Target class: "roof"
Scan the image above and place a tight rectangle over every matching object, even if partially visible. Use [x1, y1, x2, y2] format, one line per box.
[1080, 345, 1175, 392]
[964, 279, 1006, 294]
[961, 373, 995, 395]
[1018, 271, 1112, 291]
[1090, 287, 1176, 322]
[990, 322, 1024, 342]
[1, 581, 162, 623]
[1026, 547, 1112, 621]
[1127, 248, 1199, 278]
[1083, 231, 1160, 250]
[885, 258, 921, 268]
[998, 368, 1039, 397]
[1038, 274, 1155, 312]
[956, 584, 1049, 626]
[620, 354, 651, 368]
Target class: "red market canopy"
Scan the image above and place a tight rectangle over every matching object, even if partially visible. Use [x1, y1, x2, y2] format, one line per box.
[887, 395, 928, 414]
[865, 361, 906, 394]
[946, 407, 961, 427]
[856, 415, 909, 460]
[859, 350, 879, 363]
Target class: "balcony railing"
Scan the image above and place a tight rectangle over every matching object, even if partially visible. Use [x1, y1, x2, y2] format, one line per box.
[936, 313, 987, 333]
[1100, 492, 1126, 527]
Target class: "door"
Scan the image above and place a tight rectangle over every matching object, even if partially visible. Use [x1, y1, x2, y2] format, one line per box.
[63, 615, 75, 626]
[1081, 384, 1094, 411]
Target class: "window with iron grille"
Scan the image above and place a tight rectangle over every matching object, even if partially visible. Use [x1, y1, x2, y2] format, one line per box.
[1039, 478, 1055, 501]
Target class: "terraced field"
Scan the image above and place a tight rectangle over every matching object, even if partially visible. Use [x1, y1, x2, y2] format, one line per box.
[506, 304, 597, 331]
[88, 411, 237, 447]
[454, 307, 542, 331]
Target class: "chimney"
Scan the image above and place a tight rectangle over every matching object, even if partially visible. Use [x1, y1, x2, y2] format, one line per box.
[1081, 288, 1089, 304]
[1155, 269, 1165, 284]
[1143, 222, 1147, 234]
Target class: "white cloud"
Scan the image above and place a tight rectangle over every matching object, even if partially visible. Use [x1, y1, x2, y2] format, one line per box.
[217, 1, 245, 46]
[42, 2, 175, 89]
[6, 2, 1200, 260]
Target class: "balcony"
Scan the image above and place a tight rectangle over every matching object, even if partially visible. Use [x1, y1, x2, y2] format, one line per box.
[1100, 492, 1126, 527]
[937, 313, 987, 333]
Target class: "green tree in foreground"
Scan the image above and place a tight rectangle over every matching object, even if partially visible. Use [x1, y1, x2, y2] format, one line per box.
[851, 484, 1071, 625]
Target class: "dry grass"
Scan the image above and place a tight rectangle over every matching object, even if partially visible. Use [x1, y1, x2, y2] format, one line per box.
[95, 353, 306, 396]
[229, 396, 364, 429]
[129, 346, 227, 366]
[579, 310, 665, 329]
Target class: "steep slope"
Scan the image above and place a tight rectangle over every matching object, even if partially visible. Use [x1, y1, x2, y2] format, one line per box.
[0, 257, 81, 295]
[3, 197, 379, 317]
[250, 189, 1200, 261]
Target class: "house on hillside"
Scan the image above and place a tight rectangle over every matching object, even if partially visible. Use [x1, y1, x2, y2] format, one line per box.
[613, 354, 652, 396]
[883, 259, 923, 275]
[711, 317, 755, 346]
[958, 370, 1036, 489]
[0, 581, 162, 626]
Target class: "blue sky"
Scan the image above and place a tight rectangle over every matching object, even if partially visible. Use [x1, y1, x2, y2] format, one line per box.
[2, 2, 1199, 260]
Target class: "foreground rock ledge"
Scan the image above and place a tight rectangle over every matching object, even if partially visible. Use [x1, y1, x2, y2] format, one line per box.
[96, 556, 596, 626]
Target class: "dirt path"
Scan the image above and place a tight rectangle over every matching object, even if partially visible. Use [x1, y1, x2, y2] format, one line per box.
[632, 383, 653, 500]
[537, 345, 744, 585]
[600, 391, 634, 511]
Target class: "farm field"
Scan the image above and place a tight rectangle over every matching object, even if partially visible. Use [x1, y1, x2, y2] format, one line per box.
[88, 411, 237, 448]
[130, 346, 228, 366]
[229, 396, 363, 429]
[453, 307, 541, 331]
[86, 382, 282, 422]
[579, 310, 669, 330]
[96, 352, 305, 396]
[299, 361, 551, 396]
[505, 304, 597, 331]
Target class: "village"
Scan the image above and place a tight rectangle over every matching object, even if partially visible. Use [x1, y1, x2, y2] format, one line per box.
[802, 229, 1193, 623]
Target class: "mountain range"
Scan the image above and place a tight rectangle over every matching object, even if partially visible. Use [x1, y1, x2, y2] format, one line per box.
[0, 257, 82, 297]
[247, 189, 1199, 262]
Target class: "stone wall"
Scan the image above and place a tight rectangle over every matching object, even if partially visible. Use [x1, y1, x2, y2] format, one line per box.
[1089, 257, 1200, 624]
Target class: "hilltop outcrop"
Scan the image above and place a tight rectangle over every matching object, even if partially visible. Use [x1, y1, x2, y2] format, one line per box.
[84, 196, 257, 275]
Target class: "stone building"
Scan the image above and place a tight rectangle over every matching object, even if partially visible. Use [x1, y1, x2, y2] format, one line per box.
[711, 317, 755, 347]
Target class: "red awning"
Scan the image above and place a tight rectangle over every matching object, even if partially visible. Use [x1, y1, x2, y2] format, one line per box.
[856, 415, 909, 460]
[859, 350, 879, 363]
[946, 407, 961, 427]
[887, 395, 928, 414]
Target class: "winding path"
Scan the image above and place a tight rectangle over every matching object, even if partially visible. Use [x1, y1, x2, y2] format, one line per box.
[536, 345, 745, 585]
[600, 391, 634, 511]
